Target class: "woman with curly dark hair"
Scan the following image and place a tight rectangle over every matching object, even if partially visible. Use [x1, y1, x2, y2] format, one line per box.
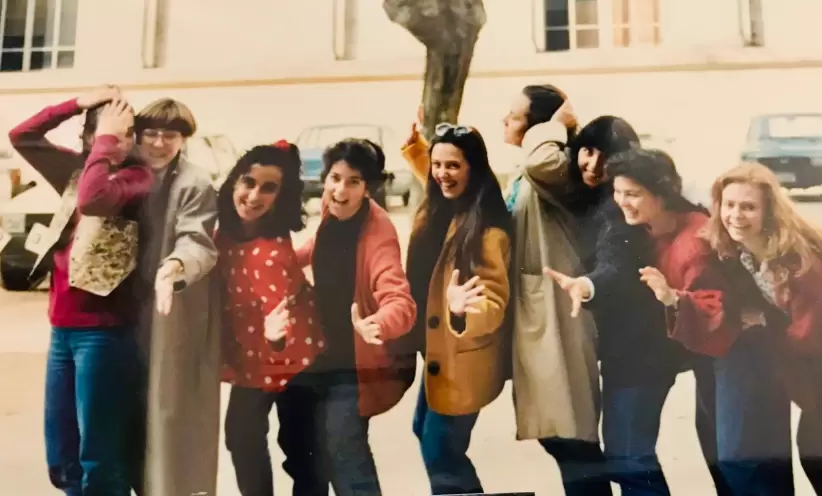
[217, 142, 326, 496]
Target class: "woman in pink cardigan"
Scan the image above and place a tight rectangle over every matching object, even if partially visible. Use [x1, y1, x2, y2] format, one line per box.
[278, 138, 416, 495]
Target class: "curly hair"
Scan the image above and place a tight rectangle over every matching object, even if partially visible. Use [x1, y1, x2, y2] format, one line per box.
[217, 143, 306, 241]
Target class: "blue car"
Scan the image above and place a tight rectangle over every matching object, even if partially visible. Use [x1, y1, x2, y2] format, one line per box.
[741, 113, 822, 189]
[295, 124, 414, 209]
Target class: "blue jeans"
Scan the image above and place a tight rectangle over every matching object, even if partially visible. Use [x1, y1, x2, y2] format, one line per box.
[412, 383, 482, 495]
[603, 378, 673, 495]
[316, 380, 381, 496]
[712, 327, 794, 495]
[44, 327, 141, 496]
[603, 358, 732, 496]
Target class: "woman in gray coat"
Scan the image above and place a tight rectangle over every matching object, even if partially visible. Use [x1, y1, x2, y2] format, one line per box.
[131, 98, 222, 496]
[502, 85, 611, 495]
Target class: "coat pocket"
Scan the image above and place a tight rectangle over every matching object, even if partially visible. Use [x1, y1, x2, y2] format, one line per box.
[515, 274, 547, 338]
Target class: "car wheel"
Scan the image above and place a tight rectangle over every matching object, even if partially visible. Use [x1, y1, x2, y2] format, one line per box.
[0, 259, 37, 291]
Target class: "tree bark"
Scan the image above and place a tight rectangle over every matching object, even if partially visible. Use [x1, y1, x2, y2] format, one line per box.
[383, 0, 486, 140]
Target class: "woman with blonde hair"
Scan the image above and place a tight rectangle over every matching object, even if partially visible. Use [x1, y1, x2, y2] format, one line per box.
[706, 162, 822, 491]
[131, 98, 222, 496]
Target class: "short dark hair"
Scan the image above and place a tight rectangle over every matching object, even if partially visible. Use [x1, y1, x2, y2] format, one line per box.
[217, 144, 306, 241]
[321, 139, 387, 186]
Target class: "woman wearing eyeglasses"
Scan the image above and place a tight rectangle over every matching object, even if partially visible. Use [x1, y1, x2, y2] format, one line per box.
[216, 142, 327, 496]
[401, 123, 512, 495]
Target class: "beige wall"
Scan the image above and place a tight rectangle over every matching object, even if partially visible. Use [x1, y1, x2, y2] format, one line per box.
[2, 0, 822, 195]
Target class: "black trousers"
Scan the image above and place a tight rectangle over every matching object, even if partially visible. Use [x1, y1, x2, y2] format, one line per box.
[225, 383, 327, 496]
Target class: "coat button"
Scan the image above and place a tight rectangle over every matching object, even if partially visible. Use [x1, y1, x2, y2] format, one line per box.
[427, 316, 440, 329]
[427, 361, 440, 376]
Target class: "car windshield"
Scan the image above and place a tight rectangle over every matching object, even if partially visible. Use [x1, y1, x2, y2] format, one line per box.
[297, 125, 383, 149]
[763, 115, 822, 139]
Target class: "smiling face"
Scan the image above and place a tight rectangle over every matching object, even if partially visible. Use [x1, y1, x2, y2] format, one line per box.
[430, 143, 470, 200]
[323, 160, 368, 220]
[613, 175, 664, 226]
[720, 181, 766, 249]
[233, 164, 283, 224]
[138, 128, 185, 170]
[578, 146, 606, 187]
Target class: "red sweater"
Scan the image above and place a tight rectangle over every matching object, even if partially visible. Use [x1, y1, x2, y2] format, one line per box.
[8, 99, 153, 328]
[654, 211, 743, 357]
[217, 234, 324, 391]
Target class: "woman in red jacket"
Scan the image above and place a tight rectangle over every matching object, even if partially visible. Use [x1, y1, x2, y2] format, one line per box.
[608, 150, 794, 494]
[8, 87, 152, 495]
[705, 162, 822, 491]
[216, 142, 326, 496]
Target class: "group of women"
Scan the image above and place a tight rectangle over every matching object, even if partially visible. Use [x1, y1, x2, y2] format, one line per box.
[8, 81, 822, 496]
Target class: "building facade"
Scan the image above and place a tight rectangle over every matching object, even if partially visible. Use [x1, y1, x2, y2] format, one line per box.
[1, 0, 821, 172]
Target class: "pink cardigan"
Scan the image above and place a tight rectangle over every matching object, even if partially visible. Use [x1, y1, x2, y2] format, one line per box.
[297, 199, 417, 417]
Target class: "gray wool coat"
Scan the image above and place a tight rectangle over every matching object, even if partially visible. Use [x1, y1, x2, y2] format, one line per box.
[136, 155, 222, 496]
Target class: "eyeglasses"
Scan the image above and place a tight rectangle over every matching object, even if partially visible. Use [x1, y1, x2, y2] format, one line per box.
[141, 129, 182, 142]
[434, 123, 473, 137]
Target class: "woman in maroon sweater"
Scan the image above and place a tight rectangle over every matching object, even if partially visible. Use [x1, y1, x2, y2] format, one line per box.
[217, 142, 326, 496]
[705, 162, 822, 491]
[608, 150, 794, 494]
[8, 87, 152, 496]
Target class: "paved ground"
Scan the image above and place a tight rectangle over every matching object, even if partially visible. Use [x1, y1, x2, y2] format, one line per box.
[1, 199, 821, 495]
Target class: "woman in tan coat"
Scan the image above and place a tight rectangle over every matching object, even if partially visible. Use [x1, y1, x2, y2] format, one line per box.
[402, 124, 511, 495]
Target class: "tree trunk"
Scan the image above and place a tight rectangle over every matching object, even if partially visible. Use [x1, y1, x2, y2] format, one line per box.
[383, 0, 486, 140]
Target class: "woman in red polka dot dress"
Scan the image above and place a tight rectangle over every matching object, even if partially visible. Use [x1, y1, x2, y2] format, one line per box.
[215, 142, 327, 496]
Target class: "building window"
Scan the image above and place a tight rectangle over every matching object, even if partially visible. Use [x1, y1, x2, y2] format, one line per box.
[543, 0, 660, 52]
[1, 0, 78, 72]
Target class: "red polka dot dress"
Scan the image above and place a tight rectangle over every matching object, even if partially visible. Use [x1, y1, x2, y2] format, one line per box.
[217, 234, 324, 392]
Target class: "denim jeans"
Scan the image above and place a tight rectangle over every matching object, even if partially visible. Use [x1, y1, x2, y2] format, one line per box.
[315, 380, 381, 496]
[412, 383, 482, 495]
[44, 327, 141, 496]
[539, 437, 612, 496]
[602, 377, 674, 496]
[225, 384, 327, 496]
[603, 357, 734, 496]
[711, 327, 794, 495]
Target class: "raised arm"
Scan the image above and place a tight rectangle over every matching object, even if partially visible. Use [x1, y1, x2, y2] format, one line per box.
[8, 99, 84, 194]
[8, 86, 121, 194]
[400, 132, 430, 185]
[521, 121, 570, 186]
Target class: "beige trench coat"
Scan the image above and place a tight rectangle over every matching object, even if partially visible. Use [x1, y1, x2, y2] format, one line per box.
[509, 122, 602, 443]
[137, 157, 222, 496]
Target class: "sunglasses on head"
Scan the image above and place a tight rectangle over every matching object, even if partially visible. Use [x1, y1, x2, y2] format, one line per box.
[239, 175, 279, 194]
[434, 123, 473, 137]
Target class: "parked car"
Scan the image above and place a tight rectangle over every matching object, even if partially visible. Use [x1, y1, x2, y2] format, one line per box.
[0, 134, 239, 292]
[294, 124, 414, 209]
[741, 113, 822, 190]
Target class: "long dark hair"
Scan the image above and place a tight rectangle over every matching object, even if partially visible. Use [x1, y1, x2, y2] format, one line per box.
[217, 144, 306, 241]
[522, 84, 577, 141]
[411, 126, 511, 277]
[607, 148, 704, 214]
[566, 115, 641, 214]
